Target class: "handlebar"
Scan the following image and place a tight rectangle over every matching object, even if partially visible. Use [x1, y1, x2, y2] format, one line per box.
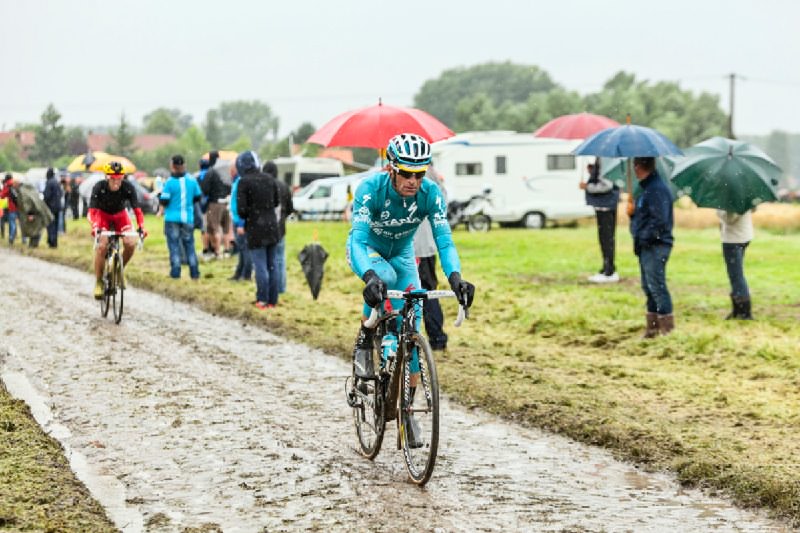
[94, 230, 144, 250]
[364, 289, 468, 329]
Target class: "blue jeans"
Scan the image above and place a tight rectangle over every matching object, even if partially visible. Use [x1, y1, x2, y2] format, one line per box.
[275, 236, 286, 293]
[723, 242, 750, 298]
[165, 222, 199, 279]
[638, 244, 673, 315]
[7, 211, 17, 244]
[46, 213, 59, 247]
[251, 244, 278, 305]
[233, 232, 252, 280]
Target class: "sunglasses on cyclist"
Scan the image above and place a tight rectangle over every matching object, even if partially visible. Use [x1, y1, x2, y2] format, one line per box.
[107, 174, 125, 180]
[395, 168, 425, 180]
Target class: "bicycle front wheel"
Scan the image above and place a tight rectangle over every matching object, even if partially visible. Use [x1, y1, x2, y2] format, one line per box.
[400, 333, 439, 486]
[112, 254, 124, 324]
[100, 262, 111, 318]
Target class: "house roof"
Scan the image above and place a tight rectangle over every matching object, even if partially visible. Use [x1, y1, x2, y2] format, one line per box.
[87, 133, 176, 152]
[0, 131, 36, 146]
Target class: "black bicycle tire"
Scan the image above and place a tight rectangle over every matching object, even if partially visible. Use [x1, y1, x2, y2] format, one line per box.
[112, 253, 124, 324]
[468, 214, 491, 232]
[400, 333, 439, 486]
[100, 259, 111, 318]
[353, 328, 386, 460]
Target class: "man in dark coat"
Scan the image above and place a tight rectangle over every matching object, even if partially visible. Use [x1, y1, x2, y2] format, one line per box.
[236, 151, 280, 309]
[43, 168, 63, 247]
[263, 160, 294, 294]
[630, 156, 675, 337]
[201, 150, 232, 259]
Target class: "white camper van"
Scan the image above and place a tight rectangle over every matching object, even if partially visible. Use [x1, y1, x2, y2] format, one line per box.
[292, 170, 375, 220]
[431, 132, 595, 228]
[273, 156, 344, 192]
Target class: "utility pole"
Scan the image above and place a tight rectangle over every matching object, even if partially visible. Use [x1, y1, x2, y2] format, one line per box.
[728, 73, 736, 139]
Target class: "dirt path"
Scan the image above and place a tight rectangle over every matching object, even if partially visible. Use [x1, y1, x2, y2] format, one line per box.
[0, 251, 789, 532]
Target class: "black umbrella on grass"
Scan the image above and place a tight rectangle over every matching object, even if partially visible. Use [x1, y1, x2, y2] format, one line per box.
[298, 242, 328, 300]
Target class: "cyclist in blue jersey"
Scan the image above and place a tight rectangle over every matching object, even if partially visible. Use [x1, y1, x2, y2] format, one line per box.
[347, 133, 475, 439]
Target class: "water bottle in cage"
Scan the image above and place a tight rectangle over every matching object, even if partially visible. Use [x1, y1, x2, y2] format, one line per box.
[381, 332, 397, 371]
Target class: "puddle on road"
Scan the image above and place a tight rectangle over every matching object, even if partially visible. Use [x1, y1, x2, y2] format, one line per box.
[0, 251, 791, 532]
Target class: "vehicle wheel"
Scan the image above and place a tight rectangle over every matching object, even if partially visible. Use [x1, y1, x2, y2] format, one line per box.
[400, 333, 439, 486]
[467, 214, 491, 232]
[112, 255, 124, 324]
[353, 338, 385, 459]
[522, 211, 546, 229]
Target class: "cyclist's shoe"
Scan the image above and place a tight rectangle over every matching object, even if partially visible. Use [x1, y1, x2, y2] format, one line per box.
[356, 378, 370, 396]
[405, 413, 424, 449]
[353, 325, 375, 379]
[93, 279, 104, 300]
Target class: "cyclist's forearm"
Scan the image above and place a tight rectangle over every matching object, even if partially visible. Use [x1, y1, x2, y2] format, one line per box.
[132, 207, 144, 228]
[433, 234, 461, 277]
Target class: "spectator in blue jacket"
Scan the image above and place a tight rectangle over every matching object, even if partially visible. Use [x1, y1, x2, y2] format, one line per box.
[580, 159, 620, 283]
[42, 168, 63, 248]
[159, 155, 202, 279]
[630, 157, 674, 337]
[228, 165, 252, 282]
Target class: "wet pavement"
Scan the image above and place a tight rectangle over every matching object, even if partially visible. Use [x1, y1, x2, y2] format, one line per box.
[0, 251, 791, 532]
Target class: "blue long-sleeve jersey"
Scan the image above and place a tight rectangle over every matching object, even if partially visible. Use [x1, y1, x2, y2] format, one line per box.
[347, 171, 460, 279]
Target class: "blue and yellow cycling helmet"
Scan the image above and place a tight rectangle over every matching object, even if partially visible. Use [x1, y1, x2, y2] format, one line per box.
[386, 133, 431, 173]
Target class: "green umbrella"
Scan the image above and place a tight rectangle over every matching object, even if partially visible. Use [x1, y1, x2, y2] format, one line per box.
[670, 137, 780, 214]
[600, 156, 679, 200]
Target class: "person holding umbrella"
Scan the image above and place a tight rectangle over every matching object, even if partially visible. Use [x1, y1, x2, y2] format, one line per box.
[347, 133, 475, 445]
[718, 209, 754, 320]
[630, 157, 675, 337]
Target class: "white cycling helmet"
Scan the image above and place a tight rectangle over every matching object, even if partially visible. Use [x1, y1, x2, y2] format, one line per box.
[386, 133, 432, 172]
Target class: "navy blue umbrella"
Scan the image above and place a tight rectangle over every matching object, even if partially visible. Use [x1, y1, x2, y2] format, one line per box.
[573, 124, 683, 158]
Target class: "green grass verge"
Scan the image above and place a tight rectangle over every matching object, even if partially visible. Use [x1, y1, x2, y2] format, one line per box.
[2, 214, 800, 528]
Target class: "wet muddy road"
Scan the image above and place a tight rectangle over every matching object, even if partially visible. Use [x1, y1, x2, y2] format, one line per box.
[0, 252, 789, 532]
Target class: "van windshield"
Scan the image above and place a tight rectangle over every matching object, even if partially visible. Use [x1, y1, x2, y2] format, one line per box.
[299, 172, 340, 187]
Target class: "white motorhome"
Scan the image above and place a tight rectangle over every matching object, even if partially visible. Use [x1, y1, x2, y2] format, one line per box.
[273, 156, 344, 192]
[431, 131, 596, 228]
[292, 170, 375, 220]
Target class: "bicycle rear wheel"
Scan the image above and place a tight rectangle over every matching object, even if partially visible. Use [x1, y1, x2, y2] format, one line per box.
[400, 333, 439, 486]
[112, 254, 124, 324]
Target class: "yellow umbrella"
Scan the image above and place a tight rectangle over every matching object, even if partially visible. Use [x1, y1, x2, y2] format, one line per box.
[67, 152, 136, 173]
[201, 150, 238, 162]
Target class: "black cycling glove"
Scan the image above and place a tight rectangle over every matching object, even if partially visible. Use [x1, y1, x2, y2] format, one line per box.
[448, 272, 475, 308]
[362, 270, 387, 308]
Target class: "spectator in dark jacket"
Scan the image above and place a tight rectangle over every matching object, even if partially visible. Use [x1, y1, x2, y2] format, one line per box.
[263, 160, 294, 294]
[630, 157, 675, 337]
[42, 168, 63, 248]
[201, 150, 232, 259]
[237, 151, 280, 309]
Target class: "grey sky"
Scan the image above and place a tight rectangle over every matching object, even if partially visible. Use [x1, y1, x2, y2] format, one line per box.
[1, 0, 797, 138]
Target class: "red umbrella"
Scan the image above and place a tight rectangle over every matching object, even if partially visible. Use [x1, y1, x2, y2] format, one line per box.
[533, 113, 620, 140]
[307, 100, 454, 149]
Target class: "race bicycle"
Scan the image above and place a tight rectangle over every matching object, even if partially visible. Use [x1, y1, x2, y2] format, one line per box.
[94, 230, 141, 324]
[346, 289, 466, 486]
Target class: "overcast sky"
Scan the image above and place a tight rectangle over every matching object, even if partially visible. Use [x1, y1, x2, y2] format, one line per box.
[1, 0, 797, 138]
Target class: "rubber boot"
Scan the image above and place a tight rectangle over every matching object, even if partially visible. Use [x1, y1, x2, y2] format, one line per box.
[736, 296, 753, 320]
[725, 295, 738, 320]
[643, 312, 659, 338]
[657, 314, 675, 336]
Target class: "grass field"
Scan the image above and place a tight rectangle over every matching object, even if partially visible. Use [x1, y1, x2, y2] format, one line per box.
[2, 202, 800, 529]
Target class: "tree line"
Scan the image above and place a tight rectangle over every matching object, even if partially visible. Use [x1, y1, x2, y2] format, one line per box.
[1, 61, 796, 186]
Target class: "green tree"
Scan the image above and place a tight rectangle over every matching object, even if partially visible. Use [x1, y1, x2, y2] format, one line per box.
[107, 113, 136, 157]
[30, 103, 66, 165]
[292, 122, 317, 145]
[204, 109, 222, 148]
[414, 61, 558, 128]
[64, 127, 88, 155]
[0, 138, 29, 172]
[215, 100, 279, 150]
[142, 107, 192, 135]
